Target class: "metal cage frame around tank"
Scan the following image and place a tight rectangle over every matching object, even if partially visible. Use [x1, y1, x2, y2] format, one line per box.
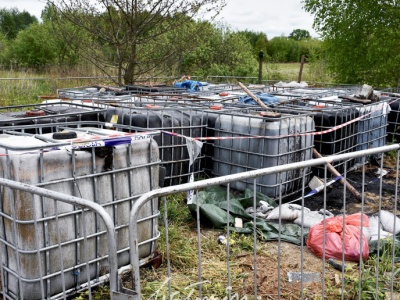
[271, 86, 391, 156]
[203, 108, 316, 199]
[265, 96, 364, 176]
[102, 103, 210, 186]
[0, 122, 161, 299]
[0, 101, 107, 129]
[379, 88, 400, 143]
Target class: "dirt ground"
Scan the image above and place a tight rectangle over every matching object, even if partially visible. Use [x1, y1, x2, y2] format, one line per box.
[293, 159, 398, 215]
[237, 242, 351, 299]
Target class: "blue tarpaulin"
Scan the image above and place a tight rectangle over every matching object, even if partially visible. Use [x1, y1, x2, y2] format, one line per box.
[239, 93, 280, 105]
[173, 80, 203, 92]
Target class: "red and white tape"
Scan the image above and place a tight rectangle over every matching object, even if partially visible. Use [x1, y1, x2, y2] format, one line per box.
[162, 99, 397, 141]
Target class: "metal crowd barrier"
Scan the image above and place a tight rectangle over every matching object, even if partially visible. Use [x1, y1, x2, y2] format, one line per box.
[127, 143, 400, 299]
[0, 179, 120, 299]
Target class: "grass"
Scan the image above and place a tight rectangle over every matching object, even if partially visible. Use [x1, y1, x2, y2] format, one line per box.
[0, 62, 333, 106]
[264, 62, 332, 84]
[0, 68, 118, 106]
[334, 238, 400, 300]
[136, 193, 260, 299]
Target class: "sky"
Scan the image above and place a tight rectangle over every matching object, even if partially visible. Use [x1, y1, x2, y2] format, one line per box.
[1, 0, 318, 39]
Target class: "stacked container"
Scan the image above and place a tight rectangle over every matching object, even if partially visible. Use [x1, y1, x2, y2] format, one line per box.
[379, 88, 400, 143]
[104, 104, 207, 186]
[353, 98, 391, 154]
[211, 110, 315, 198]
[271, 97, 361, 175]
[0, 102, 106, 134]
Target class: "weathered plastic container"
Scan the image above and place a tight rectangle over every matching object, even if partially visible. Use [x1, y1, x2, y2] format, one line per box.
[212, 111, 315, 198]
[355, 100, 390, 154]
[266, 98, 360, 175]
[380, 88, 400, 143]
[0, 102, 105, 133]
[0, 128, 159, 299]
[192, 105, 253, 175]
[104, 105, 206, 186]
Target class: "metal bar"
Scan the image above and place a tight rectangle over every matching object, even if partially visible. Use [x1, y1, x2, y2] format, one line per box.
[0, 178, 119, 299]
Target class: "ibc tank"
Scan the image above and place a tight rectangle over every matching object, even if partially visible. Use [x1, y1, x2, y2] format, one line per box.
[379, 89, 400, 143]
[105, 105, 206, 186]
[355, 100, 390, 154]
[0, 102, 105, 133]
[268, 97, 360, 176]
[0, 128, 159, 299]
[212, 111, 315, 198]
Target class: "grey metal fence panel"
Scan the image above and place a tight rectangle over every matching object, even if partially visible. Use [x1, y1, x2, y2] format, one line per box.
[0, 178, 119, 300]
[127, 144, 400, 299]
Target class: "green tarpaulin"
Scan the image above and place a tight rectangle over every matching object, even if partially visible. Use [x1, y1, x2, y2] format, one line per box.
[187, 186, 309, 245]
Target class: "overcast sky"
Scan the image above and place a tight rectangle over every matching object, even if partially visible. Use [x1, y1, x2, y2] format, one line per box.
[1, 0, 318, 39]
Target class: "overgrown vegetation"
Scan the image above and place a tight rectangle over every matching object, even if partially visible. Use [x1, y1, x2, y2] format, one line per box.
[0, 61, 327, 106]
[0, 5, 325, 88]
[304, 0, 400, 87]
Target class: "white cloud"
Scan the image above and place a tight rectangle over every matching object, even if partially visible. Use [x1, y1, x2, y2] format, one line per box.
[216, 0, 317, 38]
[1, 0, 46, 20]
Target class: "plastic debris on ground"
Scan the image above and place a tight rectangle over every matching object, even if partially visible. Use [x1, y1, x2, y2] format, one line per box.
[306, 213, 370, 261]
[239, 92, 280, 105]
[188, 186, 400, 259]
[188, 186, 309, 245]
[274, 81, 308, 88]
[173, 80, 203, 92]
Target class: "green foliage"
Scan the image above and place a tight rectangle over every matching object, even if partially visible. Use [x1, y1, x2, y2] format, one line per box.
[49, 0, 227, 85]
[11, 22, 57, 68]
[304, 0, 400, 86]
[238, 30, 269, 60]
[288, 29, 311, 41]
[9, 21, 80, 70]
[0, 32, 11, 65]
[0, 8, 37, 40]
[267, 36, 300, 62]
[181, 24, 257, 77]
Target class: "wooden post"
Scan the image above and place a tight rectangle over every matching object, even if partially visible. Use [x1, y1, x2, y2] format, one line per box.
[313, 149, 362, 202]
[298, 54, 305, 83]
[258, 50, 264, 84]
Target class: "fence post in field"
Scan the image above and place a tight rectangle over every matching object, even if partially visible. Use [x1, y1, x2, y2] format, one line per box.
[298, 54, 305, 83]
[258, 50, 264, 84]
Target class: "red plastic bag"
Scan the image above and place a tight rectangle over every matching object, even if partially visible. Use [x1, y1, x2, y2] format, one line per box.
[306, 213, 369, 261]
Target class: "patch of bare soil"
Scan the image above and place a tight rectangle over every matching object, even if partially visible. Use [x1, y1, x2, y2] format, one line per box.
[238, 242, 350, 299]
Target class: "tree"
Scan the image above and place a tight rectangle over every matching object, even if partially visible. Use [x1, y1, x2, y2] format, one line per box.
[47, 0, 226, 86]
[238, 30, 268, 60]
[0, 8, 37, 40]
[303, 0, 400, 86]
[288, 29, 311, 41]
[10, 21, 80, 70]
[267, 36, 300, 62]
[179, 23, 257, 77]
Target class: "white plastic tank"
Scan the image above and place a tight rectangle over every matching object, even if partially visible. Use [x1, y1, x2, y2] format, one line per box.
[0, 128, 159, 298]
[355, 100, 390, 153]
